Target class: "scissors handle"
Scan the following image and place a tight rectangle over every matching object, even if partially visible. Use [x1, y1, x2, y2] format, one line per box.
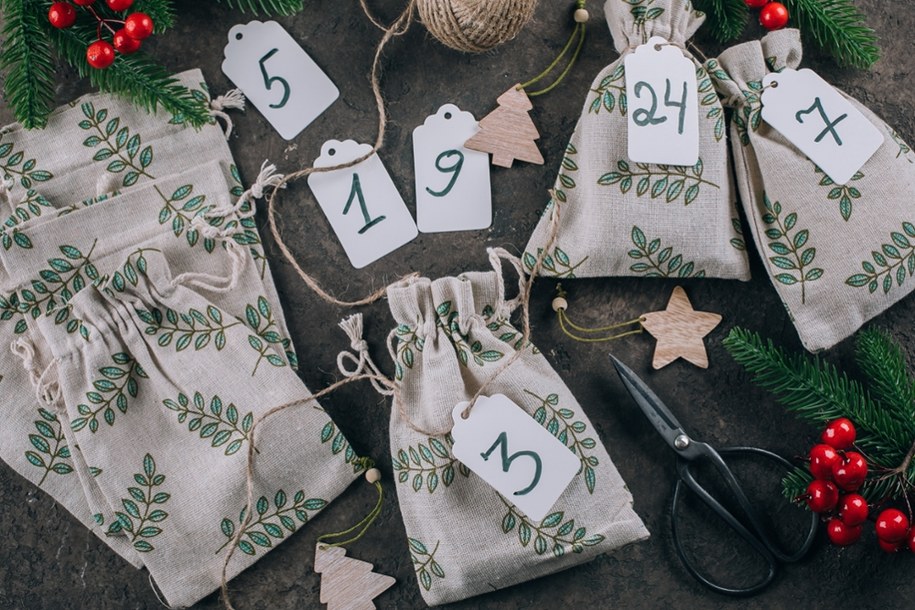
[671, 446, 818, 596]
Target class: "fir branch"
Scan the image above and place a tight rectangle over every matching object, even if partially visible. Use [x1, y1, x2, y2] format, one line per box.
[694, 0, 748, 43]
[214, 0, 304, 16]
[1, 0, 56, 129]
[43, 15, 210, 128]
[133, 0, 177, 33]
[856, 328, 915, 423]
[783, 0, 880, 69]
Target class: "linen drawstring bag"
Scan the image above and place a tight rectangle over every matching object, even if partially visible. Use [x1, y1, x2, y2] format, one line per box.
[340, 250, 648, 606]
[524, 0, 749, 281]
[710, 29, 915, 351]
[0, 158, 362, 607]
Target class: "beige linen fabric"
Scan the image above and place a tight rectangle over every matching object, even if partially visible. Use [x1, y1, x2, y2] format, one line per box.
[711, 29, 915, 351]
[524, 0, 750, 281]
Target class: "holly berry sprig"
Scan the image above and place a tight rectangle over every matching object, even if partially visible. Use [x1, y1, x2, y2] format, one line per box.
[48, 1, 154, 70]
[744, 0, 790, 32]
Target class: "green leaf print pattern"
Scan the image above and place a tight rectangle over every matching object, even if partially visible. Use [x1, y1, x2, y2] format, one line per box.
[25, 407, 73, 486]
[0, 293, 28, 335]
[154, 184, 216, 252]
[79, 102, 154, 187]
[846, 222, 915, 295]
[525, 390, 598, 494]
[319, 420, 366, 473]
[393, 324, 425, 381]
[136, 304, 241, 352]
[436, 301, 504, 367]
[522, 247, 589, 279]
[500, 497, 605, 557]
[730, 217, 747, 251]
[891, 130, 914, 163]
[71, 353, 148, 433]
[0, 137, 54, 189]
[732, 79, 764, 146]
[628, 226, 707, 278]
[815, 167, 863, 222]
[106, 454, 170, 553]
[409, 538, 445, 592]
[163, 392, 253, 456]
[762, 195, 823, 304]
[588, 64, 627, 116]
[554, 143, 578, 204]
[598, 159, 718, 205]
[392, 435, 470, 494]
[243, 296, 288, 376]
[697, 64, 725, 142]
[217, 491, 327, 556]
[483, 304, 538, 353]
[626, 0, 664, 24]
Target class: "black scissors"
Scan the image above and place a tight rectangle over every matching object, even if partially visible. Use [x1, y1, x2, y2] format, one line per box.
[610, 355, 818, 596]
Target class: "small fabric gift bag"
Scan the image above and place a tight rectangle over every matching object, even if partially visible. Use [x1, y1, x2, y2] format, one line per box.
[524, 0, 749, 281]
[710, 29, 915, 351]
[374, 251, 648, 606]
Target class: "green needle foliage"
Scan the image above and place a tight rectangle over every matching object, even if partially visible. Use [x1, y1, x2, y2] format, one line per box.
[0, 0, 303, 129]
[694, 0, 749, 43]
[723, 327, 915, 508]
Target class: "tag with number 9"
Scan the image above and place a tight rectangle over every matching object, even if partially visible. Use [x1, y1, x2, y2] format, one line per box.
[222, 21, 339, 140]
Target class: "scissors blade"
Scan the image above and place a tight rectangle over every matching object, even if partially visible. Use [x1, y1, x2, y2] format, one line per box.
[609, 354, 688, 450]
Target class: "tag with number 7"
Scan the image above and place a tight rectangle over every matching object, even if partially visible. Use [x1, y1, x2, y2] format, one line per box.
[222, 21, 339, 140]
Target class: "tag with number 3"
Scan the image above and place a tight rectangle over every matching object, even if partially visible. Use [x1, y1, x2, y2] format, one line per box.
[222, 21, 339, 140]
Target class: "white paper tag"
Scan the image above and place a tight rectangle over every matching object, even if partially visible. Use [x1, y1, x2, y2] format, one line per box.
[222, 21, 339, 141]
[451, 395, 579, 522]
[307, 140, 417, 269]
[412, 104, 492, 233]
[762, 69, 883, 185]
[624, 36, 700, 166]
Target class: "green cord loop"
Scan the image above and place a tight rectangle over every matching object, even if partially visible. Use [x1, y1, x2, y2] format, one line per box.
[317, 475, 385, 550]
[519, 1, 588, 97]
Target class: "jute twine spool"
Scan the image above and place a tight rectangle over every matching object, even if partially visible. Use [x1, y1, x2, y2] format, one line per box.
[417, 0, 538, 53]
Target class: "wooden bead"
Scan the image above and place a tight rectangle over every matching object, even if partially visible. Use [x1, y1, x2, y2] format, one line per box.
[574, 8, 589, 23]
[365, 468, 382, 484]
[551, 297, 568, 312]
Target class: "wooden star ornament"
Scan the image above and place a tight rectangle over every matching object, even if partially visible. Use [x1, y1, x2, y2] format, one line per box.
[640, 286, 722, 369]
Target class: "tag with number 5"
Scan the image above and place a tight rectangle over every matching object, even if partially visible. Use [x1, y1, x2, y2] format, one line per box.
[222, 21, 339, 140]
[308, 140, 418, 269]
[451, 394, 579, 521]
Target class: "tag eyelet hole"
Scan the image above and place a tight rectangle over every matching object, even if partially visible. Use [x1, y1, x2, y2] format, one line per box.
[444, 112, 452, 119]
[771, 81, 779, 88]
[235, 33, 243, 40]
[461, 410, 470, 420]
[328, 148, 336, 156]
[654, 44, 663, 51]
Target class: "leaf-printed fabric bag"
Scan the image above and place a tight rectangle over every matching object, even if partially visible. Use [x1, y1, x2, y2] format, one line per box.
[524, 0, 749, 281]
[0, 162, 362, 607]
[382, 252, 649, 605]
[710, 29, 915, 351]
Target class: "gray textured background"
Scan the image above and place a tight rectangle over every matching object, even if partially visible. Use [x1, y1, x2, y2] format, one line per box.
[3, 0, 915, 608]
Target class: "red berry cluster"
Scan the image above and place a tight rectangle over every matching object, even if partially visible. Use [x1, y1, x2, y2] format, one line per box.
[47, 1, 154, 70]
[801, 418, 915, 553]
[744, 0, 790, 31]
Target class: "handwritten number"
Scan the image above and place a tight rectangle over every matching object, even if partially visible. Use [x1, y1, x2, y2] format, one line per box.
[664, 79, 688, 135]
[258, 49, 290, 109]
[795, 97, 847, 146]
[633, 81, 666, 127]
[425, 149, 464, 198]
[344, 173, 386, 234]
[481, 431, 543, 496]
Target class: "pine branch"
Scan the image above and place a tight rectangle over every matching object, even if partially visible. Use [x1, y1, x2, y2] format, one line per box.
[133, 0, 177, 33]
[856, 328, 915, 423]
[214, 0, 304, 16]
[783, 0, 880, 69]
[43, 15, 210, 128]
[1, 0, 56, 129]
[694, 0, 748, 43]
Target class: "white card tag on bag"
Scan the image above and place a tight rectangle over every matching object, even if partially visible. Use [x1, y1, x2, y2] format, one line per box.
[222, 21, 339, 141]
[762, 68, 883, 185]
[412, 104, 492, 233]
[451, 394, 579, 522]
[308, 139, 418, 269]
[624, 36, 700, 166]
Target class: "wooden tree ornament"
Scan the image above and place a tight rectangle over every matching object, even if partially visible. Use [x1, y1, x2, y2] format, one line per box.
[465, 85, 545, 168]
[641, 286, 722, 370]
[315, 544, 396, 610]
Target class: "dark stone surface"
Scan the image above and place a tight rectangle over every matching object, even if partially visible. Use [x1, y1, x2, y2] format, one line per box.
[2, 0, 914, 608]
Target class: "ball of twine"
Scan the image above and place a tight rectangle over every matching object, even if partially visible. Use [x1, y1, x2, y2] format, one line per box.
[417, 0, 538, 53]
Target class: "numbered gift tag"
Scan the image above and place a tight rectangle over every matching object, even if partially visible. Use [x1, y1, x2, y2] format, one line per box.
[413, 104, 492, 233]
[624, 37, 699, 166]
[762, 69, 883, 186]
[308, 139, 418, 269]
[222, 21, 339, 140]
[451, 395, 579, 522]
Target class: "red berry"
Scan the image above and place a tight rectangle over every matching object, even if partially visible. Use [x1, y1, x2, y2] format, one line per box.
[124, 13, 154, 40]
[805, 480, 839, 513]
[744, 0, 769, 8]
[908, 528, 915, 553]
[809, 444, 839, 480]
[106, 0, 133, 10]
[113, 28, 141, 54]
[832, 452, 867, 492]
[48, 2, 77, 29]
[879, 538, 904, 554]
[822, 418, 857, 450]
[86, 40, 116, 69]
[73, 0, 95, 5]
[838, 494, 869, 526]
[759, 1, 789, 31]
[876, 508, 910, 542]
[826, 518, 862, 546]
